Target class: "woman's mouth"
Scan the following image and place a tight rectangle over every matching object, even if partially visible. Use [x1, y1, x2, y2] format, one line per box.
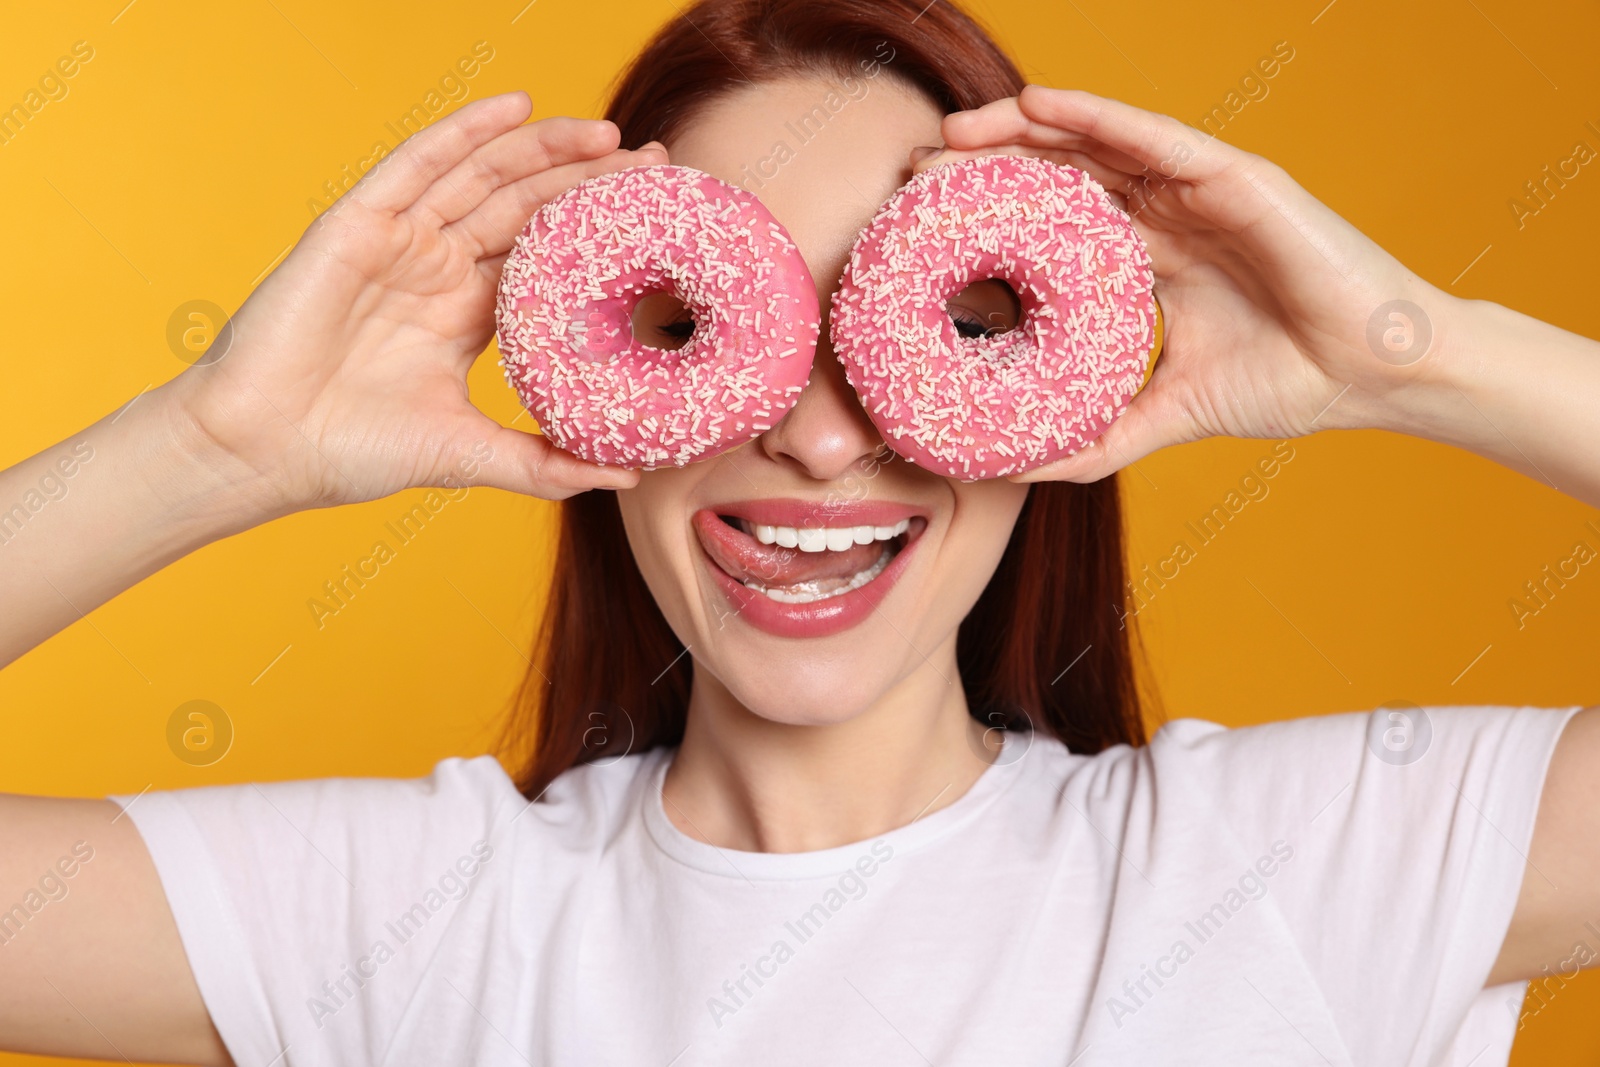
[691, 501, 928, 637]
[707, 515, 911, 603]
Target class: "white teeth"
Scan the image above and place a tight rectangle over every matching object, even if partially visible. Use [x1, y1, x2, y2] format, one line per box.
[743, 541, 895, 603]
[824, 528, 854, 552]
[724, 515, 916, 605]
[739, 519, 911, 553]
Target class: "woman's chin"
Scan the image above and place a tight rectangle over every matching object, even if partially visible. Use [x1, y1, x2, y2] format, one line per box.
[707, 663, 896, 730]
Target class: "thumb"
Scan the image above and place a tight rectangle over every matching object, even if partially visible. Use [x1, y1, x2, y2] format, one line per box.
[458, 420, 640, 498]
[1009, 383, 1197, 484]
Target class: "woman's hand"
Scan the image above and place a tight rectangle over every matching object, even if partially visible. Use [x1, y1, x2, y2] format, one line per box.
[911, 85, 1455, 483]
[1, 92, 668, 666]
[164, 90, 659, 515]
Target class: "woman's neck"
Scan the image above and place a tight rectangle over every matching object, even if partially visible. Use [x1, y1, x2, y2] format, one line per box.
[660, 638, 996, 853]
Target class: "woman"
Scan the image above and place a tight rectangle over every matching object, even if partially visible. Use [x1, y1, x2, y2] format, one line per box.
[1, 0, 1595, 1063]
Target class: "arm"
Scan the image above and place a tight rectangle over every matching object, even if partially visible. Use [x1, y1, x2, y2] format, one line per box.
[0, 91, 658, 1058]
[0, 382, 273, 669]
[0, 796, 229, 1064]
[1488, 706, 1600, 985]
[1349, 295, 1600, 507]
[913, 85, 1600, 984]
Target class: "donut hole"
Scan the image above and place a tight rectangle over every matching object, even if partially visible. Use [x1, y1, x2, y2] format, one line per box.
[946, 278, 1021, 341]
[631, 291, 696, 351]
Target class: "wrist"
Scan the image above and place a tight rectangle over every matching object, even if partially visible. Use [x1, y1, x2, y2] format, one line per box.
[0, 377, 296, 665]
[135, 379, 299, 542]
[1329, 287, 1500, 450]
[1335, 290, 1600, 508]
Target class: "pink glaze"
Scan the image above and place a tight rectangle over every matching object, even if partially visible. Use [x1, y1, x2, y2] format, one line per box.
[495, 165, 821, 468]
[829, 155, 1157, 480]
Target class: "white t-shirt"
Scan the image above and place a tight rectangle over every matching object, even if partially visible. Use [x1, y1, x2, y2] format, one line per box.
[112, 704, 1578, 1067]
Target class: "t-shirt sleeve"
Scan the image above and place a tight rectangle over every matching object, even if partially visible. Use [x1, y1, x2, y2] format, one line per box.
[1147, 704, 1581, 1063]
[108, 755, 524, 1067]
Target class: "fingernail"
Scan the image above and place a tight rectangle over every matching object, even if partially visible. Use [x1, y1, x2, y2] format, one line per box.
[910, 145, 944, 165]
[639, 140, 667, 155]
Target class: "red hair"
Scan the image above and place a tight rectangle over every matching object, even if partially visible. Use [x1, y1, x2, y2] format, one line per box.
[498, 0, 1147, 799]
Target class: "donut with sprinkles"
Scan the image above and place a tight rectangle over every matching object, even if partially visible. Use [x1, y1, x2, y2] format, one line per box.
[495, 164, 820, 468]
[828, 154, 1159, 480]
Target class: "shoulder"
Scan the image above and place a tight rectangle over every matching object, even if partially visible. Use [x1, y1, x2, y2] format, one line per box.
[1064, 703, 1578, 780]
[1014, 704, 1579, 838]
[1144, 704, 1580, 814]
[110, 746, 670, 890]
[511, 746, 671, 848]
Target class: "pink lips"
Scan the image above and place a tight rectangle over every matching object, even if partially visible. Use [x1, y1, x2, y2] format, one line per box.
[692, 498, 927, 639]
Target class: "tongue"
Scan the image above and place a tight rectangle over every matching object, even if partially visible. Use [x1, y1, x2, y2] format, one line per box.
[694, 512, 887, 587]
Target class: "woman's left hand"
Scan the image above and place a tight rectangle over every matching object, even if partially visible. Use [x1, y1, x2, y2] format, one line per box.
[911, 84, 1454, 482]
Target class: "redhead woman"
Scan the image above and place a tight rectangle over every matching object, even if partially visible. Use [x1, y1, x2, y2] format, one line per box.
[1, 0, 1597, 1064]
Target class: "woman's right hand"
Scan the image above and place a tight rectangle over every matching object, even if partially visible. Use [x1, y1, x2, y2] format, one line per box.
[164, 90, 659, 518]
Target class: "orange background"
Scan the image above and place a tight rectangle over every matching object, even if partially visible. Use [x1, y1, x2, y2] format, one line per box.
[1, 1, 1596, 1063]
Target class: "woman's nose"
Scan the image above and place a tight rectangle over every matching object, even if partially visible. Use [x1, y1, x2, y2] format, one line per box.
[757, 341, 885, 482]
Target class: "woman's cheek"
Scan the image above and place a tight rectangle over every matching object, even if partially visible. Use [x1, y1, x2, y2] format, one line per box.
[617, 467, 715, 626]
[944, 478, 1030, 577]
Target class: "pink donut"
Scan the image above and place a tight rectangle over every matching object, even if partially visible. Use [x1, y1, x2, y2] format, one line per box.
[828, 154, 1158, 480]
[495, 164, 820, 468]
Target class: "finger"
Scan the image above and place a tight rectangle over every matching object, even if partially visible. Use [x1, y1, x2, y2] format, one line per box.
[355, 92, 537, 213]
[477, 250, 509, 285]
[1014, 85, 1229, 184]
[413, 116, 625, 227]
[1008, 382, 1198, 484]
[942, 97, 1150, 172]
[446, 146, 668, 260]
[941, 102, 1155, 179]
[940, 95, 1029, 146]
[1019, 86, 1350, 270]
[466, 422, 641, 498]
